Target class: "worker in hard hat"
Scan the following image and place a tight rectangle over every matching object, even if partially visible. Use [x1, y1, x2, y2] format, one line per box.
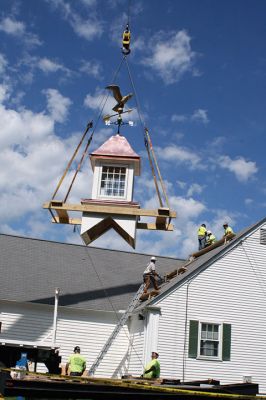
[223, 222, 234, 237]
[143, 256, 160, 293]
[198, 223, 207, 250]
[206, 230, 216, 246]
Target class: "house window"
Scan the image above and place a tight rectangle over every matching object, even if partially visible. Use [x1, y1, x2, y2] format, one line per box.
[200, 323, 220, 357]
[99, 166, 127, 198]
[188, 320, 231, 361]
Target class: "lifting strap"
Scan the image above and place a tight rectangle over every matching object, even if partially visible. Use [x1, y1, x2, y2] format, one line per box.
[63, 132, 94, 203]
[124, 55, 170, 209]
[144, 135, 163, 207]
[145, 128, 170, 209]
[51, 121, 93, 201]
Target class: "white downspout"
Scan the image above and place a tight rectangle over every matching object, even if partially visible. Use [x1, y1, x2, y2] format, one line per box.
[52, 288, 60, 347]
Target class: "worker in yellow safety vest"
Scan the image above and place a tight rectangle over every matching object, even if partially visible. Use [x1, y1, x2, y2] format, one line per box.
[65, 346, 86, 376]
[143, 352, 160, 379]
[223, 222, 234, 237]
[206, 230, 216, 246]
[198, 223, 207, 250]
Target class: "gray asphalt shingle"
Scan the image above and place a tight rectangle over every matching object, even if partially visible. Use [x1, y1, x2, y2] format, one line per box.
[0, 234, 185, 312]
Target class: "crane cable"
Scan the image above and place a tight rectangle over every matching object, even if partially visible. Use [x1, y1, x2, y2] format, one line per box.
[74, 229, 146, 373]
[125, 56, 170, 209]
[50, 56, 126, 204]
[51, 121, 93, 201]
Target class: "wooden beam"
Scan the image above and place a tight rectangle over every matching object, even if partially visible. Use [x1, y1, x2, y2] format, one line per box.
[137, 222, 174, 231]
[52, 216, 81, 225]
[55, 209, 69, 224]
[190, 233, 236, 259]
[43, 201, 177, 219]
[51, 217, 173, 231]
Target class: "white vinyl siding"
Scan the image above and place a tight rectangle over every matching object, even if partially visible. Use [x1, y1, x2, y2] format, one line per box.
[127, 315, 145, 376]
[0, 303, 54, 344]
[150, 222, 266, 392]
[0, 301, 130, 378]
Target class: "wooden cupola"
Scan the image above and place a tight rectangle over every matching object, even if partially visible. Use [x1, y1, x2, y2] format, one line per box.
[80, 133, 141, 248]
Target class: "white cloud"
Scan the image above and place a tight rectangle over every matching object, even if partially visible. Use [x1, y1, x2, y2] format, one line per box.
[191, 108, 209, 124]
[218, 155, 258, 182]
[0, 16, 41, 47]
[80, 60, 102, 79]
[80, 0, 97, 6]
[171, 114, 187, 122]
[157, 144, 203, 170]
[0, 105, 53, 148]
[245, 198, 253, 205]
[134, 194, 206, 258]
[171, 109, 209, 124]
[187, 183, 204, 197]
[0, 96, 93, 233]
[142, 30, 196, 84]
[0, 84, 10, 103]
[0, 53, 8, 75]
[43, 89, 72, 123]
[0, 16, 25, 36]
[38, 58, 65, 73]
[169, 195, 206, 220]
[84, 88, 108, 110]
[49, 0, 103, 41]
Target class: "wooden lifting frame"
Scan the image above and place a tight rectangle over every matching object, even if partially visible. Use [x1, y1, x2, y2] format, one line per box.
[43, 106, 176, 234]
[43, 200, 176, 232]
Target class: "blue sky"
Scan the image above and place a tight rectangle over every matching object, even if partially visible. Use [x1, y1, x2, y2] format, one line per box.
[0, 0, 266, 259]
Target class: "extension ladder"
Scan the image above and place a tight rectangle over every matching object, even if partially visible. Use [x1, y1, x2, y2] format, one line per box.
[89, 283, 145, 375]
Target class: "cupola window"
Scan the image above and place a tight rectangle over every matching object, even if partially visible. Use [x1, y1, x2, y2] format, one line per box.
[99, 165, 127, 198]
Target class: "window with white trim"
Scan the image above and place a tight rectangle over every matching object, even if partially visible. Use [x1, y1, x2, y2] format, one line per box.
[199, 323, 220, 357]
[188, 320, 231, 361]
[99, 166, 127, 198]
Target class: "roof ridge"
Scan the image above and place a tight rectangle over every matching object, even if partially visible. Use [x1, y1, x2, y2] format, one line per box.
[0, 232, 185, 261]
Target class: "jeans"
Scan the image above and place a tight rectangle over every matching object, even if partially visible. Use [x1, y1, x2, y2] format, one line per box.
[198, 235, 206, 250]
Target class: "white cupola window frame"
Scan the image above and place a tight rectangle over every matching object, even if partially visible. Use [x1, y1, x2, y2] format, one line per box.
[91, 161, 135, 201]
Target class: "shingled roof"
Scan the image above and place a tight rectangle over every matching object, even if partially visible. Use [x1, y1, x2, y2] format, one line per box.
[0, 234, 185, 312]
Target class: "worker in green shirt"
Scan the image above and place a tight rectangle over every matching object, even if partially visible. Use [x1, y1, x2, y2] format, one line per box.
[143, 352, 160, 379]
[65, 346, 86, 376]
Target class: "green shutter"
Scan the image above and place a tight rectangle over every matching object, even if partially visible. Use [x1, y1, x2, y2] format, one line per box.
[222, 324, 231, 361]
[188, 320, 199, 358]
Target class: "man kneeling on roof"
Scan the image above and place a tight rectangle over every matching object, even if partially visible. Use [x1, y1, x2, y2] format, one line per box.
[143, 352, 160, 379]
[205, 230, 216, 247]
[143, 256, 160, 293]
[223, 222, 234, 236]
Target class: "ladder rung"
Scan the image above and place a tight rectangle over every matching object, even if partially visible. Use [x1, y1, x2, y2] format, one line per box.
[89, 283, 144, 375]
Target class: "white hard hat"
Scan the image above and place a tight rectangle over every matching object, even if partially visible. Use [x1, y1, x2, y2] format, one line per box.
[207, 230, 212, 234]
[150, 256, 157, 261]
